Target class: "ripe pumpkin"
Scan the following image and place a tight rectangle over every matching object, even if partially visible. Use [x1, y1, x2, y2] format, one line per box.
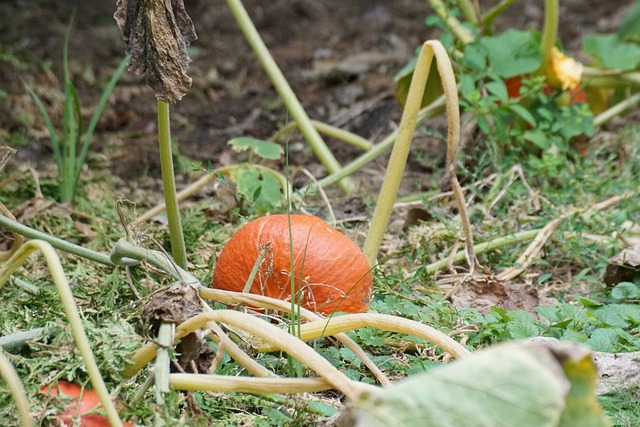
[212, 214, 373, 315]
[40, 381, 132, 427]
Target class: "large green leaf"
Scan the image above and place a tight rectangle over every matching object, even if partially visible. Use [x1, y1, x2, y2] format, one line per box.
[342, 342, 611, 427]
[230, 164, 283, 213]
[480, 29, 542, 78]
[583, 34, 640, 71]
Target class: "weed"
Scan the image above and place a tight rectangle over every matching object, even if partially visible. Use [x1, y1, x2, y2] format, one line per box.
[25, 23, 127, 203]
[599, 385, 640, 427]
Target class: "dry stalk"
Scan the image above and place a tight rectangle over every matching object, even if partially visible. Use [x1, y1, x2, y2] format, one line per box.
[498, 189, 637, 281]
[206, 321, 273, 378]
[170, 373, 333, 394]
[253, 313, 471, 360]
[178, 311, 373, 399]
[200, 288, 391, 386]
[363, 40, 481, 275]
[0, 347, 34, 427]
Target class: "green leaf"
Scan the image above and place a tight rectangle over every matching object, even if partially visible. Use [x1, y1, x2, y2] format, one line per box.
[576, 297, 603, 309]
[592, 305, 634, 328]
[508, 320, 540, 339]
[583, 34, 640, 71]
[585, 328, 619, 352]
[307, 401, 338, 417]
[346, 342, 611, 427]
[228, 137, 282, 160]
[349, 343, 570, 427]
[559, 303, 589, 324]
[536, 305, 561, 323]
[231, 165, 284, 213]
[510, 104, 537, 127]
[461, 42, 487, 72]
[611, 282, 640, 301]
[593, 304, 640, 328]
[523, 129, 550, 149]
[357, 327, 386, 348]
[485, 80, 508, 103]
[480, 29, 542, 78]
[561, 329, 588, 343]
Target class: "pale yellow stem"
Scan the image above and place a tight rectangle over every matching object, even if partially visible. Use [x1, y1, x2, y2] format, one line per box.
[0, 348, 34, 427]
[170, 373, 333, 394]
[178, 311, 374, 399]
[200, 288, 390, 386]
[255, 312, 471, 360]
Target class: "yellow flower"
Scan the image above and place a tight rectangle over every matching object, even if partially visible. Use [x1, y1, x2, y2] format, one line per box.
[546, 46, 584, 91]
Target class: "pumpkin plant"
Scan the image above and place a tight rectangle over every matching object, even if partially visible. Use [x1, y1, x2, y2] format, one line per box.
[415, 0, 640, 153]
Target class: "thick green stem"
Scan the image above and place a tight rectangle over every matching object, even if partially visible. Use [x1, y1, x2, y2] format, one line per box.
[157, 99, 187, 269]
[363, 44, 435, 266]
[110, 238, 199, 285]
[457, 0, 479, 26]
[0, 214, 114, 266]
[538, 0, 559, 75]
[225, 0, 353, 193]
[428, 0, 475, 44]
[481, 0, 515, 32]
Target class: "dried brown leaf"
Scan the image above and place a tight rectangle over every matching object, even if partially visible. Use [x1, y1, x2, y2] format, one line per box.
[114, 0, 198, 103]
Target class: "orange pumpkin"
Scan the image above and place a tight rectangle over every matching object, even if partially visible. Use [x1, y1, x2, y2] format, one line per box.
[212, 214, 373, 315]
[41, 381, 132, 427]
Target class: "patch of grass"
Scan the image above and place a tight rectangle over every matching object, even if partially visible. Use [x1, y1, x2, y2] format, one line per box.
[599, 386, 640, 427]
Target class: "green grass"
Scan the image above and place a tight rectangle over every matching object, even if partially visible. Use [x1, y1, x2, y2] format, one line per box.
[1, 118, 639, 425]
[599, 386, 640, 427]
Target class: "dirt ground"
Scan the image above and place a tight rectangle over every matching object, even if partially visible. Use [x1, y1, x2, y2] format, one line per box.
[0, 0, 635, 201]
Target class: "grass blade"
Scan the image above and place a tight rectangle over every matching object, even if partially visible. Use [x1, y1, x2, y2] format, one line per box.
[76, 54, 129, 185]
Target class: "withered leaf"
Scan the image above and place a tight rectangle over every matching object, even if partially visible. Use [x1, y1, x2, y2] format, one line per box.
[114, 0, 198, 103]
